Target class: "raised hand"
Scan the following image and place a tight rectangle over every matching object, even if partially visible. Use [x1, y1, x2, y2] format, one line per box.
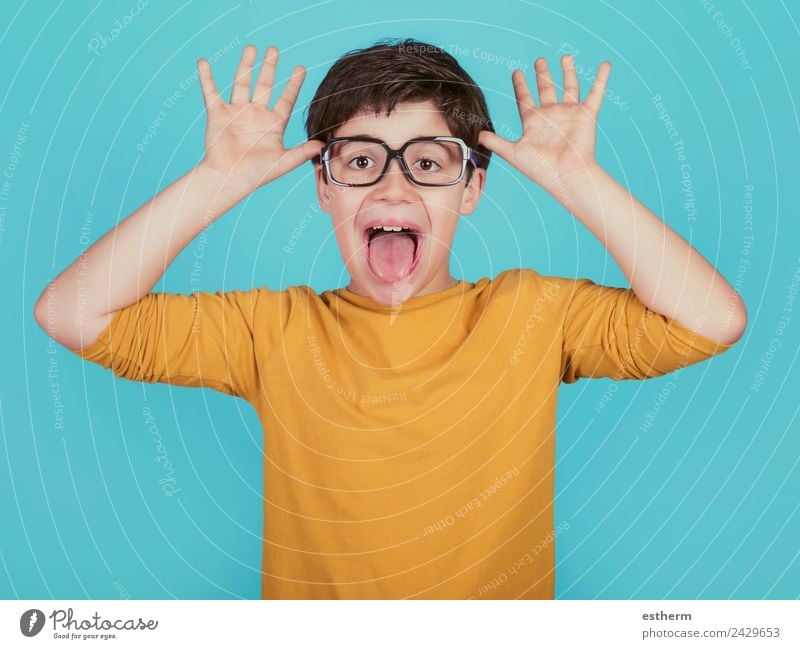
[196, 44, 324, 192]
[478, 55, 611, 194]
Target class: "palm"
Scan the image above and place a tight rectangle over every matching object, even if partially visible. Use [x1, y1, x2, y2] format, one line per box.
[515, 103, 596, 177]
[204, 102, 285, 175]
[479, 55, 611, 191]
[197, 44, 323, 191]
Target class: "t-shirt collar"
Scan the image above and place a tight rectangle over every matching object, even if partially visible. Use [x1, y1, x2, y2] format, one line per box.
[329, 279, 475, 312]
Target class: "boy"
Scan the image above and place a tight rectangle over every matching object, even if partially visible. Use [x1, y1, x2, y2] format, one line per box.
[35, 38, 746, 599]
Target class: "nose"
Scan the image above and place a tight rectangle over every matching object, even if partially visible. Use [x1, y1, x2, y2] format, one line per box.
[370, 155, 418, 201]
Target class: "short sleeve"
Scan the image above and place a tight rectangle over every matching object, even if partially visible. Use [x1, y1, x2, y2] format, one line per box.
[70, 289, 272, 400]
[557, 277, 737, 384]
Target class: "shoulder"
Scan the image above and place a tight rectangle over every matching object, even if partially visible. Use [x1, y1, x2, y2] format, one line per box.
[468, 269, 565, 329]
[250, 283, 328, 318]
[487, 267, 573, 306]
[487, 269, 620, 326]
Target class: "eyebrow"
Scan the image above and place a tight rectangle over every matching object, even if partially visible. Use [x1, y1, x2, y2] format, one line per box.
[343, 133, 444, 140]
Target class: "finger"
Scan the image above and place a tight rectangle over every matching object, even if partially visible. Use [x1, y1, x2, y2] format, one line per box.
[478, 130, 515, 162]
[230, 44, 257, 104]
[561, 54, 580, 104]
[272, 65, 307, 121]
[583, 61, 611, 116]
[252, 45, 278, 108]
[278, 139, 326, 174]
[197, 58, 223, 112]
[511, 69, 537, 120]
[534, 58, 558, 106]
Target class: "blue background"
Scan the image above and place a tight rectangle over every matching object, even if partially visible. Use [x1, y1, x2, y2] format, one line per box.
[1, 0, 798, 599]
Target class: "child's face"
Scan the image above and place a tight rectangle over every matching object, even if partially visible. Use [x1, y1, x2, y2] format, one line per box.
[314, 100, 485, 306]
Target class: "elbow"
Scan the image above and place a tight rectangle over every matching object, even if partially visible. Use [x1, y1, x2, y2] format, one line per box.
[721, 294, 748, 345]
[33, 284, 69, 345]
[33, 282, 111, 351]
[33, 290, 49, 332]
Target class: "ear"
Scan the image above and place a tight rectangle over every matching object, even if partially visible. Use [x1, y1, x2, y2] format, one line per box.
[459, 167, 486, 216]
[314, 162, 332, 214]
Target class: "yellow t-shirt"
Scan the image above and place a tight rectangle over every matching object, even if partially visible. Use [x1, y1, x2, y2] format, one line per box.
[72, 267, 736, 598]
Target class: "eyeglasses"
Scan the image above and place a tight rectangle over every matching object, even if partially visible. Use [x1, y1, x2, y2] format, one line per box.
[320, 136, 478, 187]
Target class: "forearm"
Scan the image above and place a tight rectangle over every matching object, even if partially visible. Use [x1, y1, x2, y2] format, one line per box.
[35, 162, 251, 349]
[558, 162, 746, 344]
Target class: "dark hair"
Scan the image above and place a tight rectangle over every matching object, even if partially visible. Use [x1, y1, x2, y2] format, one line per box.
[305, 38, 494, 184]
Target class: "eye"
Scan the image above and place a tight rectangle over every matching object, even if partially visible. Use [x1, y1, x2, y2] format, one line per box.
[348, 155, 375, 170]
[413, 157, 442, 173]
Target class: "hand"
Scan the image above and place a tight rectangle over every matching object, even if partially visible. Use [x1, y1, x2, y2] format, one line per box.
[196, 44, 324, 192]
[478, 55, 611, 194]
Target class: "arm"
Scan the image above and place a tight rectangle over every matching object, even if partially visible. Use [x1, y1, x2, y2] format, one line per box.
[34, 43, 323, 351]
[34, 163, 247, 351]
[478, 55, 747, 346]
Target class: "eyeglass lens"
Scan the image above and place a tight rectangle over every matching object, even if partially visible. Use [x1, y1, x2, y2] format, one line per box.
[327, 140, 465, 185]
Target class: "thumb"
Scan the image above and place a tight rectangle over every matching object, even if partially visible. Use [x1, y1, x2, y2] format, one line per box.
[478, 130, 515, 162]
[279, 139, 325, 174]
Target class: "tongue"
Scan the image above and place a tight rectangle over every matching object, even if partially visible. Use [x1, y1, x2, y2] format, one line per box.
[367, 231, 416, 282]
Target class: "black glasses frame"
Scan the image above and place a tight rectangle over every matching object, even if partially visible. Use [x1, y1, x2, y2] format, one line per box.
[320, 136, 479, 187]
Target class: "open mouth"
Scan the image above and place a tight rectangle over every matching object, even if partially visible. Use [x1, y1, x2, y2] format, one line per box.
[361, 221, 424, 283]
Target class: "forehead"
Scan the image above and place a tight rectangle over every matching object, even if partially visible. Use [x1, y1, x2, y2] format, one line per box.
[333, 100, 453, 146]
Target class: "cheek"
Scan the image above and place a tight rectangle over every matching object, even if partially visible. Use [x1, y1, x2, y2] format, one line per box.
[424, 188, 464, 216]
[328, 198, 358, 231]
[329, 202, 365, 260]
[424, 191, 462, 244]
[430, 225, 458, 255]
